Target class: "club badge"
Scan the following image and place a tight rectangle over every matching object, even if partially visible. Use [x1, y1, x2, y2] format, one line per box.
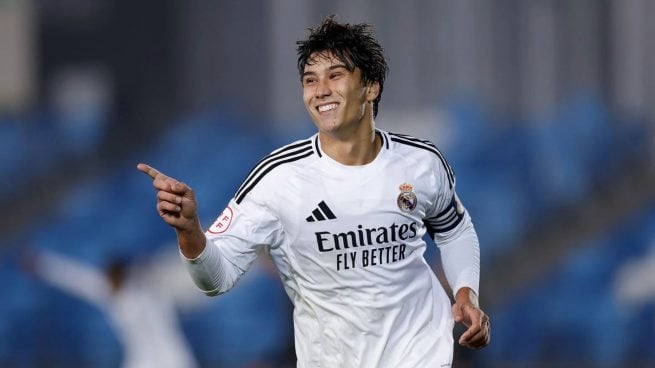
[208, 206, 233, 234]
[397, 183, 417, 212]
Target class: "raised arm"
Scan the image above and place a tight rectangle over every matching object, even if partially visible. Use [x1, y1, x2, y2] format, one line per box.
[137, 163, 206, 258]
[26, 250, 111, 307]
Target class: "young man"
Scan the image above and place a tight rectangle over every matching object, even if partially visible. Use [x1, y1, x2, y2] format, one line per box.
[138, 17, 490, 367]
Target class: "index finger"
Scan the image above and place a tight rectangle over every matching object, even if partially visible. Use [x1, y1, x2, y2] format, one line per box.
[459, 322, 481, 343]
[458, 307, 482, 342]
[137, 163, 164, 180]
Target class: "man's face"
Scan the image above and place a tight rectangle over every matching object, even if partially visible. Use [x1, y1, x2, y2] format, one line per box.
[302, 51, 377, 135]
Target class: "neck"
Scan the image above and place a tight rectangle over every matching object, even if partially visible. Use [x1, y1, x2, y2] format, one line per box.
[319, 121, 380, 166]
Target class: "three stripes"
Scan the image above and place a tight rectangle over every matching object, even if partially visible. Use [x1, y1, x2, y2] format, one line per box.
[388, 132, 455, 189]
[235, 139, 314, 204]
[305, 201, 337, 222]
[234, 132, 455, 205]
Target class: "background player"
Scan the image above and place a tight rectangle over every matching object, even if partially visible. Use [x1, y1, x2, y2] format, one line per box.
[20, 245, 206, 368]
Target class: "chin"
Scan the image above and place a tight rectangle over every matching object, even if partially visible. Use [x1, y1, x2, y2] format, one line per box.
[317, 119, 341, 132]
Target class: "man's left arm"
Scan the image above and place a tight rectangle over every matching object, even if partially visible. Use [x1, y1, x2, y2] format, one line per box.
[423, 146, 490, 349]
[452, 285, 491, 349]
[432, 205, 490, 349]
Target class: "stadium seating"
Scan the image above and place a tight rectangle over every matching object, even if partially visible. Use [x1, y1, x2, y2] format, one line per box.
[479, 204, 655, 367]
[0, 93, 652, 366]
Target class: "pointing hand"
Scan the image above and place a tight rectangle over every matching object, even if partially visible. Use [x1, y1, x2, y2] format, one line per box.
[137, 163, 199, 233]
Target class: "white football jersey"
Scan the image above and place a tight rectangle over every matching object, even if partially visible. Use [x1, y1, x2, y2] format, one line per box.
[184, 130, 480, 368]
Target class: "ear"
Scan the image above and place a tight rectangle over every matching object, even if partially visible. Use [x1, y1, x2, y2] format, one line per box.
[366, 82, 380, 102]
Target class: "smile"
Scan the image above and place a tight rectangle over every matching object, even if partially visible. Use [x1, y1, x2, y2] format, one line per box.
[317, 103, 338, 113]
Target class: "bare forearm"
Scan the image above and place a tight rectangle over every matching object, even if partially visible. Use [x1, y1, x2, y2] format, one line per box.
[176, 220, 206, 259]
[455, 287, 479, 307]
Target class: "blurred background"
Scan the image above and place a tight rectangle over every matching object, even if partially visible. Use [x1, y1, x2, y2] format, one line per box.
[1, 0, 654, 367]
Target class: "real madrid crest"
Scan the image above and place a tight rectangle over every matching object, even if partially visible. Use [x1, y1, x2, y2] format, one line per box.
[397, 183, 417, 212]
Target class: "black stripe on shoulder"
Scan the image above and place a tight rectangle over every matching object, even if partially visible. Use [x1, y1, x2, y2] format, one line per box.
[235, 148, 314, 204]
[389, 133, 455, 188]
[388, 132, 439, 150]
[235, 140, 312, 199]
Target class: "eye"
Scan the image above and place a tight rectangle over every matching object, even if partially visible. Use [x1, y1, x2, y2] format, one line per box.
[303, 77, 316, 86]
[330, 71, 343, 79]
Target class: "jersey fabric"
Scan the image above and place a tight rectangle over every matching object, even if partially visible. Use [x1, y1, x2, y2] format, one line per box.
[183, 130, 481, 368]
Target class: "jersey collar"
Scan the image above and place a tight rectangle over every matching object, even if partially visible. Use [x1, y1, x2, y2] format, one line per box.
[313, 129, 390, 158]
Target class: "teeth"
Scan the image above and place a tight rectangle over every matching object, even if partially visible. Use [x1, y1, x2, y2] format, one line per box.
[318, 103, 337, 112]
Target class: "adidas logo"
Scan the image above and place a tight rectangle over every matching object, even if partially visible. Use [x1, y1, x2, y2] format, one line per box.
[305, 201, 337, 222]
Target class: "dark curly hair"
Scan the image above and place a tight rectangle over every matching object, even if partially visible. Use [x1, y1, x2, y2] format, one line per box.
[296, 16, 389, 118]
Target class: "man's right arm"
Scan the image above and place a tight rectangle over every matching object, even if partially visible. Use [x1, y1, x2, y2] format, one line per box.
[179, 234, 245, 296]
[175, 219, 206, 259]
[137, 163, 205, 258]
[138, 163, 250, 296]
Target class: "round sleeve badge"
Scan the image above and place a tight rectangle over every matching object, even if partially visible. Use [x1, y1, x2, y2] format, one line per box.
[397, 183, 418, 212]
[208, 206, 234, 234]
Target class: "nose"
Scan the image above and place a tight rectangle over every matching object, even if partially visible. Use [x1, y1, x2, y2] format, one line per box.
[314, 79, 331, 98]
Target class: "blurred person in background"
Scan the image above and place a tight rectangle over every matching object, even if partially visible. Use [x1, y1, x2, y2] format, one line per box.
[138, 16, 489, 367]
[614, 240, 655, 328]
[20, 246, 206, 368]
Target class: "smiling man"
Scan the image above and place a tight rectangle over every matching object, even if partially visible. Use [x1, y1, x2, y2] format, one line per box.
[138, 16, 489, 368]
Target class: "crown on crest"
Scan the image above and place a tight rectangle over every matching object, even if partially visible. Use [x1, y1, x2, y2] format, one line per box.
[399, 183, 413, 192]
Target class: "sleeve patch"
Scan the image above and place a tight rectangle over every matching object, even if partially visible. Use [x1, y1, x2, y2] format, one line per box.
[208, 206, 234, 234]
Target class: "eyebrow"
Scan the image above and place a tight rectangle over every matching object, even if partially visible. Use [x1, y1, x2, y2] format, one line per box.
[301, 64, 349, 78]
